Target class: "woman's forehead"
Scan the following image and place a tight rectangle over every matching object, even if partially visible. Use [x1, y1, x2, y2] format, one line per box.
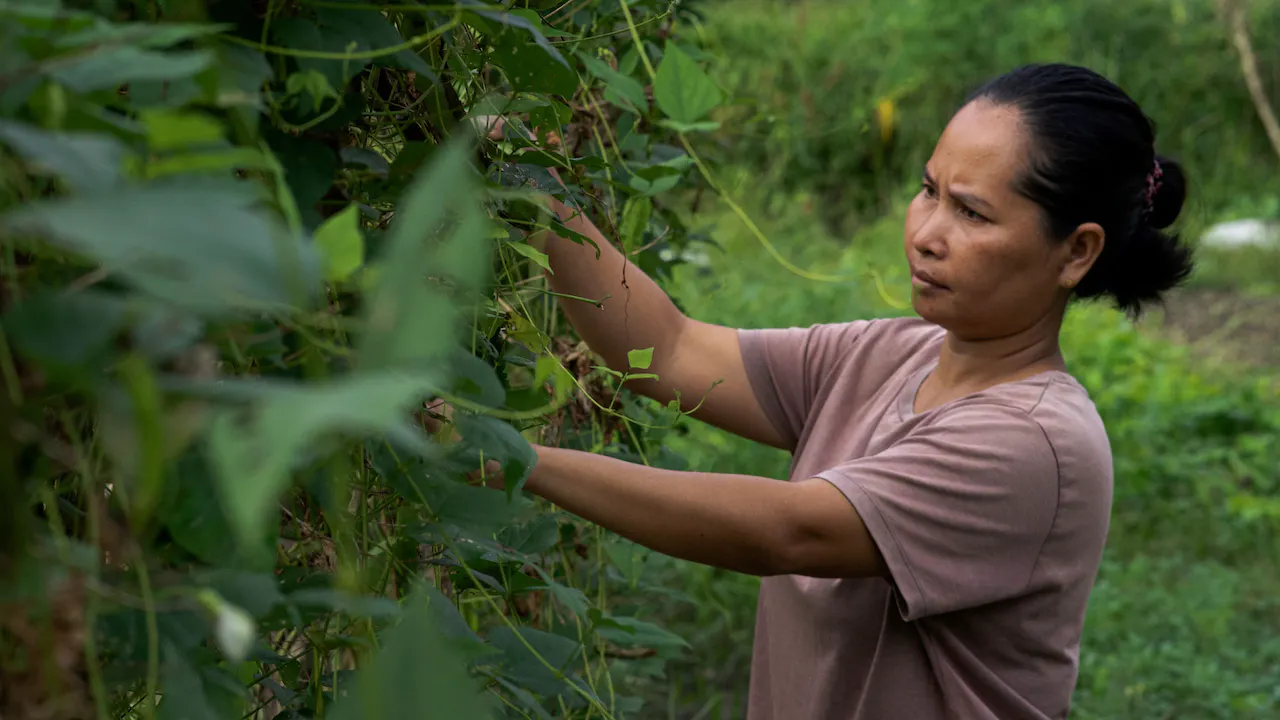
[929, 102, 1027, 189]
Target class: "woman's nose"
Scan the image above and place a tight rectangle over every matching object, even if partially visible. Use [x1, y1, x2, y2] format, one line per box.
[910, 208, 948, 259]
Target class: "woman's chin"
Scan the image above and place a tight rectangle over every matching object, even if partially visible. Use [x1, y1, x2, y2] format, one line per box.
[911, 295, 950, 326]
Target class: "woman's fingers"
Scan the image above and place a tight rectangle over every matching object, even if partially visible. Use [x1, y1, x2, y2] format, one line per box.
[467, 459, 506, 490]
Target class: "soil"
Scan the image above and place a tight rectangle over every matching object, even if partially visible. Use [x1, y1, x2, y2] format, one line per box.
[1149, 288, 1280, 370]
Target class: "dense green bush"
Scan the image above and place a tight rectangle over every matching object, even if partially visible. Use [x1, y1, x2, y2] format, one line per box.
[703, 0, 1280, 235]
[0, 1, 737, 718]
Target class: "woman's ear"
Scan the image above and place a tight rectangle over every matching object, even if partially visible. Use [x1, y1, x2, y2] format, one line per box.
[1059, 222, 1105, 289]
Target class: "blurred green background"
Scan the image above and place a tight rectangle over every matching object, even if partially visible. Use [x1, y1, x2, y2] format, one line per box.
[611, 0, 1280, 717]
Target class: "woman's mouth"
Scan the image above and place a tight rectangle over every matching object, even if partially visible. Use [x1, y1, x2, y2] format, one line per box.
[911, 269, 949, 291]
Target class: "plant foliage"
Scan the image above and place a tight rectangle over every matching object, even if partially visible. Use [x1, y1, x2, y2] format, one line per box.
[0, 0, 729, 717]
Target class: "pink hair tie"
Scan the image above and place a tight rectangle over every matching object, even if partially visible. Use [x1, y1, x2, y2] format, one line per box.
[1144, 159, 1163, 215]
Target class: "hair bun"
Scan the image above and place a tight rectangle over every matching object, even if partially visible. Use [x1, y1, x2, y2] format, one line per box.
[1146, 155, 1186, 230]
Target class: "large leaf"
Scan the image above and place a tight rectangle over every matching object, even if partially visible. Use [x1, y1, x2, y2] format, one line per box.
[578, 52, 649, 114]
[313, 5, 436, 79]
[0, 120, 129, 192]
[158, 642, 221, 720]
[56, 21, 231, 50]
[206, 373, 440, 551]
[653, 43, 723, 124]
[0, 178, 321, 316]
[328, 588, 492, 720]
[51, 47, 215, 93]
[359, 136, 490, 371]
[2, 289, 128, 370]
[163, 448, 276, 571]
[489, 626, 582, 697]
[485, 18, 577, 97]
[590, 610, 689, 651]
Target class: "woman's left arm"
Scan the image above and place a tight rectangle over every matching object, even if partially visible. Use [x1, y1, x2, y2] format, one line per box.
[525, 445, 889, 578]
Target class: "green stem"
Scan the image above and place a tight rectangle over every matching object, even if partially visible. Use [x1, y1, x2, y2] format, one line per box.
[136, 558, 160, 720]
[221, 18, 459, 61]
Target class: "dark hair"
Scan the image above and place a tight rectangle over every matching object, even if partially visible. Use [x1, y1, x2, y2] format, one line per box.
[968, 63, 1194, 317]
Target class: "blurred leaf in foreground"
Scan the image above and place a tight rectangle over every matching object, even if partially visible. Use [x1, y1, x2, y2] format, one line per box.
[328, 586, 493, 720]
[207, 373, 439, 551]
[0, 177, 321, 316]
[360, 136, 491, 370]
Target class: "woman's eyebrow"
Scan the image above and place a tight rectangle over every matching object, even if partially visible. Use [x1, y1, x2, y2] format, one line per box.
[923, 167, 994, 212]
[951, 189, 994, 213]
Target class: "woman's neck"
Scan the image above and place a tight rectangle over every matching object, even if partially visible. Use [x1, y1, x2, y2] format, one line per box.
[916, 313, 1066, 412]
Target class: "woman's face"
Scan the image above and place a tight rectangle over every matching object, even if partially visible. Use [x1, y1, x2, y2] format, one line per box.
[903, 100, 1100, 340]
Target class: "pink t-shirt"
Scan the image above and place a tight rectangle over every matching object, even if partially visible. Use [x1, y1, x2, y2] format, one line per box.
[737, 316, 1113, 720]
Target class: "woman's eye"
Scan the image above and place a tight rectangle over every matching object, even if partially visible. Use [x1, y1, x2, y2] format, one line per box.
[959, 206, 986, 222]
[921, 183, 937, 199]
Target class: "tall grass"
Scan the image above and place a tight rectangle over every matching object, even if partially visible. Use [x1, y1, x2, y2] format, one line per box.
[698, 0, 1280, 236]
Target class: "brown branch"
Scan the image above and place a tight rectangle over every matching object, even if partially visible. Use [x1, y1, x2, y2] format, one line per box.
[1221, 0, 1280, 163]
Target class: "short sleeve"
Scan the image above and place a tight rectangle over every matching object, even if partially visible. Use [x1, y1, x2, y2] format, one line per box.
[814, 404, 1061, 620]
[737, 321, 871, 449]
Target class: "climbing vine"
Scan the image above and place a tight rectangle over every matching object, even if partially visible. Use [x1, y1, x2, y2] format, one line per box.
[0, 0, 728, 717]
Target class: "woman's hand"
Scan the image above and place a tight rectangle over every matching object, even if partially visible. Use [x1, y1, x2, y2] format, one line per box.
[421, 398, 505, 491]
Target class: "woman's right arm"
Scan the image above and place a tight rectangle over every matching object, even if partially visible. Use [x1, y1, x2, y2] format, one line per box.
[537, 195, 790, 450]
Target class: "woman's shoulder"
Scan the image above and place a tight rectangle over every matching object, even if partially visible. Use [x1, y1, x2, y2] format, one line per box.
[943, 371, 1113, 483]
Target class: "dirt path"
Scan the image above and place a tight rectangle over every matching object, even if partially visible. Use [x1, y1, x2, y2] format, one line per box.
[1152, 288, 1280, 369]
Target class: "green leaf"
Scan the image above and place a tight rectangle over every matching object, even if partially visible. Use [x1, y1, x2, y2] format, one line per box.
[360, 135, 490, 371]
[0, 178, 321, 316]
[532, 571, 590, 617]
[469, 8, 570, 59]
[509, 240, 553, 274]
[627, 347, 654, 370]
[56, 21, 232, 50]
[619, 195, 651, 252]
[140, 108, 224, 151]
[578, 52, 649, 113]
[270, 19, 360, 93]
[653, 43, 723, 124]
[657, 118, 721, 133]
[329, 588, 492, 720]
[591, 611, 689, 651]
[453, 414, 537, 494]
[158, 642, 220, 720]
[163, 448, 275, 571]
[215, 45, 272, 128]
[265, 129, 338, 218]
[603, 537, 647, 587]
[141, 147, 272, 179]
[486, 21, 577, 97]
[207, 373, 439, 551]
[0, 120, 128, 192]
[422, 585, 493, 657]
[313, 204, 365, 281]
[2, 289, 127, 370]
[285, 587, 401, 619]
[499, 514, 561, 555]
[285, 69, 339, 112]
[313, 6, 437, 79]
[446, 351, 507, 407]
[529, 101, 573, 135]
[489, 626, 581, 696]
[196, 570, 283, 619]
[51, 47, 215, 93]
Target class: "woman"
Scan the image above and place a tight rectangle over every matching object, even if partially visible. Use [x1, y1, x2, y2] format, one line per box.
[467, 63, 1193, 719]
